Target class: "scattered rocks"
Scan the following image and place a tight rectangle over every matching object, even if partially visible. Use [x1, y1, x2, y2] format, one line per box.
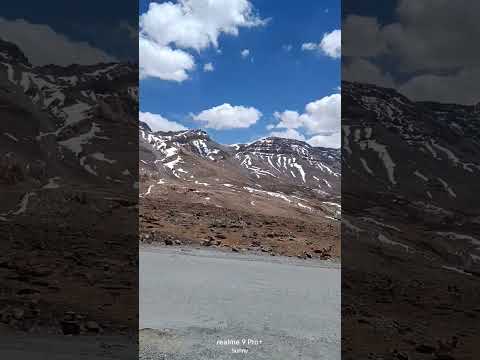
[61, 319, 81, 335]
[12, 308, 24, 320]
[391, 349, 409, 360]
[434, 355, 455, 360]
[415, 344, 435, 354]
[85, 320, 101, 333]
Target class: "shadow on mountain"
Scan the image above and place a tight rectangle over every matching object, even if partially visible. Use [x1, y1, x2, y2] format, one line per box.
[0, 3, 138, 358]
[342, 1, 480, 358]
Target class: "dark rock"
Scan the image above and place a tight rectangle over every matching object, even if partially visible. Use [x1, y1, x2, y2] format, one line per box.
[61, 320, 81, 335]
[12, 308, 24, 320]
[434, 355, 455, 360]
[415, 344, 435, 354]
[394, 351, 409, 360]
[85, 320, 101, 333]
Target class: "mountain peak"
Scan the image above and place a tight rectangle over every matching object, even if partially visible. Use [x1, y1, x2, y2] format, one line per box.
[245, 137, 313, 154]
[262, 136, 311, 145]
[0, 38, 31, 66]
[182, 129, 208, 137]
[139, 121, 152, 132]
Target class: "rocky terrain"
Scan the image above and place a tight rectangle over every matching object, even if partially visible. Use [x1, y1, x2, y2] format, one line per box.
[0, 38, 138, 338]
[139, 122, 341, 259]
[341, 81, 480, 359]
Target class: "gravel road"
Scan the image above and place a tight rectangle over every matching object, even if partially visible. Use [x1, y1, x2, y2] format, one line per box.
[140, 247, 340, 359]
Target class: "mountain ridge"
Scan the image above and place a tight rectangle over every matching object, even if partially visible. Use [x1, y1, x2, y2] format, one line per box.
[139, 119, 341, 259]
[342, 80, 480, 275]
[1, 38, 138, 217]
[139, 122, 341, 198]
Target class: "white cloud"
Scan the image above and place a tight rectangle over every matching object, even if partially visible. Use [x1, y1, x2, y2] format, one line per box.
[273, 110, 302, 129]
[139, 0, 267, 81]
[282, 44, 293, 52]
[399, 68, 480, 105]
[0, 18, 116, 66]
[139, 111, 187, 132]
[302, 94, 341, 133]
[383, 0, 480, 72]
[342, 16, 386, 57]
[274, 94, 341, 134]
[140, 0, 267, 51]
[270, 128, 305, 141]
[192, 103, 261, 130]
[342, 2, 480, 103]
[301, 29, 341, 59]
[139, 36, 195, 81]
[301, 42, 317, 51]
[241, 49, 250, 58]
[319, 29, 341, 59]
[343, 58, 395, 88]
[307, 133, 341, 148]
[268, 129, 340, 149]
[203, 62, 214, 72]
[269, 94, 341, 148]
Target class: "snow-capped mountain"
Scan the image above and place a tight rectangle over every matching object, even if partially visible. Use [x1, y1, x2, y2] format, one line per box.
[342, 81, 480, 274]
[234, 137, 340, 194]
[0, 39, 138, 220]
[140, 124, 340, 192]
[0, 38, 139, 334]
[139, 122, 341, 221]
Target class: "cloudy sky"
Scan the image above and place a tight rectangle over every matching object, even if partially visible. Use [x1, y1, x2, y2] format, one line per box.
[0, 1, 137, 65]
[140, 0, 341, 147]
[343, 0, 479, 105]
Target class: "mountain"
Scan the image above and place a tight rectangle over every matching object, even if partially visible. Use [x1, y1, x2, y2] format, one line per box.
[139, 123, 341, 258]
[341, 82, 480, 359]
[139, 124, 341, 205]
[0, 38, 138, 334]
[234, 137, 340, 193]
[342, 81, 480, 274]
[1, 38, 138, 218]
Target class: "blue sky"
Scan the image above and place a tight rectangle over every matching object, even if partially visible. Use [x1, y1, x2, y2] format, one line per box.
[140, 0, 341, 146]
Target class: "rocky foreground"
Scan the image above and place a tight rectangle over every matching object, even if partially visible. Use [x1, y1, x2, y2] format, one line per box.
[140, 197, 339, 260]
